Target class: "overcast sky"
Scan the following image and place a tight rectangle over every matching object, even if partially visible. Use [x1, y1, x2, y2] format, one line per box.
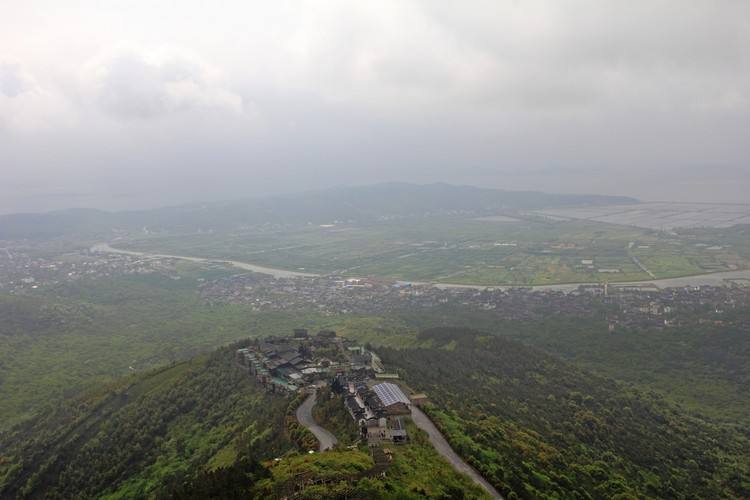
[1, 0, 749, 213]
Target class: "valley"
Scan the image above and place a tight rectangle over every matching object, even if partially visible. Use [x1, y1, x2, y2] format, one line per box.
[5, 0, 750, 493]
[2, 184, 749, 498]
[108, 214, 750, 287]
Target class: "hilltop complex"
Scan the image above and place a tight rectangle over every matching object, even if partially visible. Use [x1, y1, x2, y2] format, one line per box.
[236, 329, 420, 446]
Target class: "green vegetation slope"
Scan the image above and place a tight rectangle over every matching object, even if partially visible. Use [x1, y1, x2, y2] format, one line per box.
[379, 327, 750, 499]
[0, 346, 291, 499]
[0, 343, 491, 499]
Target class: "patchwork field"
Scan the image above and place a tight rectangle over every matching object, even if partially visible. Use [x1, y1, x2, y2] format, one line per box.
[119, 214, 750, 286]
[535, 202, 750, 230]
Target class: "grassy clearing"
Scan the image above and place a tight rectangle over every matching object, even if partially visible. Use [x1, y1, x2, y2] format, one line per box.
[255, 429, 490, 499]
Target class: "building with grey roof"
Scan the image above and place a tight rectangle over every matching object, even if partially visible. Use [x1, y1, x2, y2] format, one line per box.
[372, 382, 411, 416]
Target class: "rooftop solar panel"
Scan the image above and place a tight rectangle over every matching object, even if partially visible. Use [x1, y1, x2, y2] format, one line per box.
[373, 382, 410, 407]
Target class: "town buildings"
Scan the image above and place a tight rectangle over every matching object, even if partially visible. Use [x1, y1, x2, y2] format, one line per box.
[236, 329, 382, 393]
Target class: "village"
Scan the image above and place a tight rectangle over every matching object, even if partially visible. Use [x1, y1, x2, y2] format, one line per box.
[0, 244, 182, 293]
[203, 271, 750, 330]
[3, 243, 750, 332]
[235, 328, 429, 446]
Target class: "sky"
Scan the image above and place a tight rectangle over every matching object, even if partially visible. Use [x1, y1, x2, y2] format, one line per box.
[1, 0, 749, 214]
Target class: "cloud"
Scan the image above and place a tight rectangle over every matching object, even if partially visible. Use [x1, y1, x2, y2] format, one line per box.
[0, 63, 29, 97]
[0, 62, 71, 131]
[83, 47, 245, 119]
[1, 0, 749, 211]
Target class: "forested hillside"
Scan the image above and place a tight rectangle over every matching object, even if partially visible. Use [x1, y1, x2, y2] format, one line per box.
[402, 306, 750, 424]
[506, 316, 750, 423]
[379, 327, 750, 499]
[0, 269, 348, 432]
[3, 260, 749, 499]
[0, 346, 291, 499]
[0, 343, 492, 499]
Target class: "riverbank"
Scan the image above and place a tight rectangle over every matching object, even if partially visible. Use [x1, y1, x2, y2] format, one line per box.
[93, 242, 750, 291]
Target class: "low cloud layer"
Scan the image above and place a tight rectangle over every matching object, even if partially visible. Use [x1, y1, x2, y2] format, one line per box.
[1, 1, 749, 213]
[84, 47, 245, 119]
[0, 62, 71, 132]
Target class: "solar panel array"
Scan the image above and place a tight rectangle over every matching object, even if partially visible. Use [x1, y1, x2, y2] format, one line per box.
[373, 382, 410, 407]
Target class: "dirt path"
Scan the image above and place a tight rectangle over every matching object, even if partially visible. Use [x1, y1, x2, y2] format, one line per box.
[411, 406, 503, 499]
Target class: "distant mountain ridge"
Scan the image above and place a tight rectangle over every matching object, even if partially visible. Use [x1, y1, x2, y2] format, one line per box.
[0, 183, 638, 238]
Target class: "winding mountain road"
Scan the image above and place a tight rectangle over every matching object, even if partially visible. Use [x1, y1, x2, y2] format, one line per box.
[295, 391, 338, 452]
[411, 406, 503, 499]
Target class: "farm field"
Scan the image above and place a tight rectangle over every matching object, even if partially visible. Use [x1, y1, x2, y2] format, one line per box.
[119, 215, 750, 286]
[535, 202, 750, 230]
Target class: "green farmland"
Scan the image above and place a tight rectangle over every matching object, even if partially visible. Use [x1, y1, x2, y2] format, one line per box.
[120, 215, 750, 286]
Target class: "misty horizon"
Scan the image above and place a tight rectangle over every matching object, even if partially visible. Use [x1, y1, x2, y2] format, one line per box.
[3, 176, 750, 217]
[3, 173, 750, 216]
[3, 1, 749, 212]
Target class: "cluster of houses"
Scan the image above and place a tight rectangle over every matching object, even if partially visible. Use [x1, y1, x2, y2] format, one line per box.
[237, 329, 435, 447]
[235, 329, 382, 393]
[0, 248, 178, 294]
[203, 266, 750, 332]
[333, 373, 413, 445]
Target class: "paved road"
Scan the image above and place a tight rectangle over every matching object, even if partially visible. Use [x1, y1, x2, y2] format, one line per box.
[427, 267, 750, 291]
[295, 392, 338, 451]
[411, 406, 503, 499]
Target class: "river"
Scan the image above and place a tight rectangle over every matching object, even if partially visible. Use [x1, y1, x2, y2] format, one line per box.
[93, 242, 750, 290]
[91, 243, 319, 279]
